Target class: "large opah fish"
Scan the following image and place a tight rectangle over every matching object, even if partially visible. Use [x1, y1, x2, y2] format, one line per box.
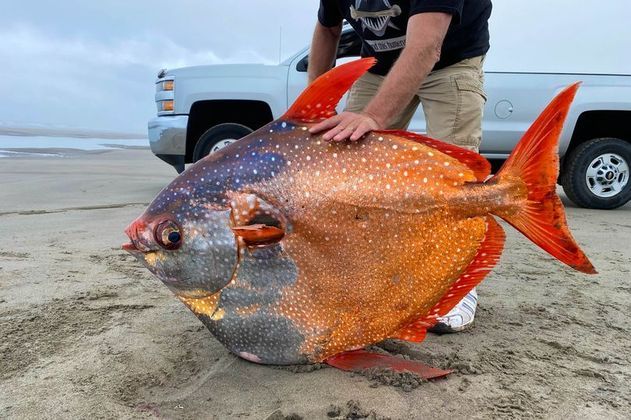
[123, 59, 595, 378]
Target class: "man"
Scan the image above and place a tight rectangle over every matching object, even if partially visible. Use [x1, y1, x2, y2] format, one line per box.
[308, 0, 492, 332]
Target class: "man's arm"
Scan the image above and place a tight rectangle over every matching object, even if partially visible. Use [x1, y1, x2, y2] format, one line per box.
[310, 12, 452, 141]
[307, 22, 343, 85]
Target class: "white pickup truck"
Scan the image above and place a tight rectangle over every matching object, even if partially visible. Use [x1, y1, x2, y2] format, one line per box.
[148, 28, 631, 210]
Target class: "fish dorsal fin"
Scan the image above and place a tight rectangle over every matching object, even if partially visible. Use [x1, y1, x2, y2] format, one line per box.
[376, 130, 491, 182]
[390, 216, 505, 342]
[281, 58, 376, 123]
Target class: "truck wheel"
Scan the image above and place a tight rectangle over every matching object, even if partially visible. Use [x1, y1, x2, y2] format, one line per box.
[193, 123, 252, 161]
[561, 137, 631, 209]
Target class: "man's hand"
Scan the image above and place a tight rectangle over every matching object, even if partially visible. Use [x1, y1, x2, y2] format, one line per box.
[309, 111, 381, 142]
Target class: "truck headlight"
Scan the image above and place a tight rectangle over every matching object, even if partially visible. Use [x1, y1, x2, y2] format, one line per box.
[157, 100, 174, 112]
[155, 75, 175, 114]
[156, 80, 174, 92]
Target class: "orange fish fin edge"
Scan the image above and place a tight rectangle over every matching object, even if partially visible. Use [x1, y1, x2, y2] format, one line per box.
[281, 58, 376, 123]
[406, 216, 505, 333]
[492, 83, 596, 274]
[390, 326, 427, 343]
[325, 349, 452, 380]
[376, 130, 491, 182]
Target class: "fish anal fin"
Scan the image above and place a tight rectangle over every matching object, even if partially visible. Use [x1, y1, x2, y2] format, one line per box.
[396, 216, 505, 336]
[376, 130, 491, 182]
[282, 58, 376, 123]
[426, 216, 505, 323]
[325, 350, 451, 380]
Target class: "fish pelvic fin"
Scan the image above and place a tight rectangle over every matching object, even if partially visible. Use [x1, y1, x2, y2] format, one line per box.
[325, 349, 452, 380]
[281, 58, 376, 123]
[491, 82, 596, 274]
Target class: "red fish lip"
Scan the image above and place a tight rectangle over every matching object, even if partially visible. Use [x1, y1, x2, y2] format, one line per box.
[123, 218, 149, 253]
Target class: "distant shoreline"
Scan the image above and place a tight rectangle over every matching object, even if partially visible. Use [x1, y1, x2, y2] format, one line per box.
[0, 145, 149, 159]
[0, 126, 146, 140]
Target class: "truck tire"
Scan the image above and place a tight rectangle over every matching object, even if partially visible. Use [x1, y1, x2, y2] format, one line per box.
[561, 137, 631, 209]
[192, 123, 252, 162]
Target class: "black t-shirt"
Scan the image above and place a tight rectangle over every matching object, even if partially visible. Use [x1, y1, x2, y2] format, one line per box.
[318, 0, 492, 75]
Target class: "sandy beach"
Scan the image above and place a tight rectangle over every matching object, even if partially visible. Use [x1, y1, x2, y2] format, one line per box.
[1, 148, 630, 419]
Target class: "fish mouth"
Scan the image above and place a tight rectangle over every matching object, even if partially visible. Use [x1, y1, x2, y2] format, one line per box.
[122, 240, 146, 257]
[122, 241, 138, 252]
[123, 218, 151, 254]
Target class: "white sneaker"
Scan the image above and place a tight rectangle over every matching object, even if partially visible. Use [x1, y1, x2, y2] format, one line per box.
[429, 289, 478, 333]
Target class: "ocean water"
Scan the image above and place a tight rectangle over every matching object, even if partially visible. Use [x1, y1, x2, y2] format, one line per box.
[0, 135, 149, 158]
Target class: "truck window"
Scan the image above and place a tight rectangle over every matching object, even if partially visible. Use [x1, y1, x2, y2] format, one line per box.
[296, 29, 361, 72]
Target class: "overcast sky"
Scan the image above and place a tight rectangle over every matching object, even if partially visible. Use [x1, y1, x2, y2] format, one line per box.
[1, 1, 629, 134]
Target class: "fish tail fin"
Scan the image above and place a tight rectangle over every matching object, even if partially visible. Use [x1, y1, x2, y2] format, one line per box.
[491, 82, 596, 274]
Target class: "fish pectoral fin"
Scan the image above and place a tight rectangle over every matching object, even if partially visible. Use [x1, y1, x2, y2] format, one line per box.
[325, 349, 451, 380]
[232, 224, 285, 246]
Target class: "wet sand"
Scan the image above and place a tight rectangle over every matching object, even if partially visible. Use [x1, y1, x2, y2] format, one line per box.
[1, 149, 630, 419]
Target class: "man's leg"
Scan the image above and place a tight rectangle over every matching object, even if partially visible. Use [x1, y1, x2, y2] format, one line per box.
[419, 56, 486, 151]
[418, 55, 487, 333]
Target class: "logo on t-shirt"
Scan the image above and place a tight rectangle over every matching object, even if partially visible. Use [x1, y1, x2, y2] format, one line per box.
[349, 0, 402, 37]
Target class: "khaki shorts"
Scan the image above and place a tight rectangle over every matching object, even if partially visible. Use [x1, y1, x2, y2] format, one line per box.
[344, 55, 486, 152]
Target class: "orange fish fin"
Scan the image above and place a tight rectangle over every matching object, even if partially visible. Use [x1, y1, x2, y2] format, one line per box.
[492, 83, 596, 274]
[399, 216, 505, 334]
[376, 130, 491, 181]
[232, 224, 285, 246]
[325, 349, 451, 380]
[281, 58, 376, 123]
[426, 216, 505, 321]
[390, 324, 427, 343]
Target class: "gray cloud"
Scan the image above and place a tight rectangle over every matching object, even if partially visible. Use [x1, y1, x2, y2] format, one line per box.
[1, 1, 317, 133]
[1, 0, 629, 134]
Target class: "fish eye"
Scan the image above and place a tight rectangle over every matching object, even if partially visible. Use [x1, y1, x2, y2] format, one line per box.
[155, 220, 182, 250]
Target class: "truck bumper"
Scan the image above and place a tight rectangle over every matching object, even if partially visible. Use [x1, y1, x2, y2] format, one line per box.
[148, 115, 188, 173]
